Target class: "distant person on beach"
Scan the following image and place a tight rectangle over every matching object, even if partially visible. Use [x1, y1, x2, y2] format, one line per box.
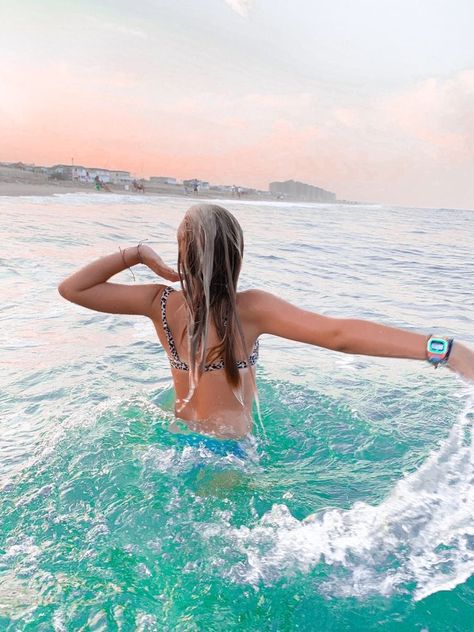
[94, 175, 111, 192]
[193, 180, 199, 195]
[58, 204, 474, 442]
[132, 179, 145, 193]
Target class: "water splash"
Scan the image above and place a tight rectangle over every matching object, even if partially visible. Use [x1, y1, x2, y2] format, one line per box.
[208, 391, 474, 601]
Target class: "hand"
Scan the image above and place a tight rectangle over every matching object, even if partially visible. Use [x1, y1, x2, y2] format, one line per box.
[139, 245, 179, 282]
[447, 343, 474, 383]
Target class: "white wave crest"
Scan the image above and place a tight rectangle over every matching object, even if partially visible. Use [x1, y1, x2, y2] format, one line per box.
[207, 393, 474, 601]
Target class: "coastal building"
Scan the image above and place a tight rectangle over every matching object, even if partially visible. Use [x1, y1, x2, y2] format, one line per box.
[32, 165, 50, 174]
[241, 187, 258, 195]
[149, 176, 177, 185]
[269, 179, 336, 202]
[0, 161, 50, 175]
[108, 170, 132, 184]
[49, 164, 86, 180]
[49, 165, 131, 184]
[1, 161, 36, 171]
[211, 185, 234, 192]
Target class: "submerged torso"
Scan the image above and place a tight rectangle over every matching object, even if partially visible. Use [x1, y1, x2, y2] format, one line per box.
[151, 287, 259, 439]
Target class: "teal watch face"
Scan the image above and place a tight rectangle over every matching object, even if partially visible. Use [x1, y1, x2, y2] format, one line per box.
[428, 338, 448, 354]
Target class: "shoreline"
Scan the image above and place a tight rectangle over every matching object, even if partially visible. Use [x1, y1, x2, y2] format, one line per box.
[0, 167, 274, 201]
[0, 180, 276, 201]
[0, 182, 353, 205]
[0, 167, 337, 203]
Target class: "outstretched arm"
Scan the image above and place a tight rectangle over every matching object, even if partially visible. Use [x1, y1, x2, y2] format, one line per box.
[58, 245, 179, 317]
[247, 290, 474, 381]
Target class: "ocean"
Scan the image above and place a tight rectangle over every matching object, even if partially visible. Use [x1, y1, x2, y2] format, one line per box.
[0, 193, 473, 631]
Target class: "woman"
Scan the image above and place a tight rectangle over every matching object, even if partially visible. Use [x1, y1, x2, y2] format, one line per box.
[58, 204, 473, 441]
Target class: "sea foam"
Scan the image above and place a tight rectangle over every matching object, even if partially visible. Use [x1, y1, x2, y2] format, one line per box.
[206, 390, 474, 601]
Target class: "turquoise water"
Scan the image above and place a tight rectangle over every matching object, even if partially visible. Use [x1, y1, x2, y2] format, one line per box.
[1, 194, 473, 630]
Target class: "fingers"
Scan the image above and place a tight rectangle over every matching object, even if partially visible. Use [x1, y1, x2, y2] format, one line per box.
[143, 253, 179, 281]
[160, 265, 179, 282]
[156, 257, 178, 279]
[167, 269, 180, 282]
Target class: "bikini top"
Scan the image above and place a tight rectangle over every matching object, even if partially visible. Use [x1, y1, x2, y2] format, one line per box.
[160, 286, 259, 372]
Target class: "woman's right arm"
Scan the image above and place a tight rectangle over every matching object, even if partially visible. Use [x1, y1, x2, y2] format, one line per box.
[247, 290, 474, 381]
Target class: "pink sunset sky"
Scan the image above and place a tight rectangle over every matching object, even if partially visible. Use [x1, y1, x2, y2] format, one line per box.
[1, 0, 473, 208]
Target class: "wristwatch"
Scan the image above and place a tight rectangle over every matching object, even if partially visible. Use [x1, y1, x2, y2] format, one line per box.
[426, 335, 454, 367]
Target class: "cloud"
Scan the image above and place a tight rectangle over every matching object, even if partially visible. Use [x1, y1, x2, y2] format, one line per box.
[155, 70, 474, 207]
[2, 49, 473, 208]
[81, 15, 148, 39]
[381, 70, 474, 160]
[224, 0, 251, 18]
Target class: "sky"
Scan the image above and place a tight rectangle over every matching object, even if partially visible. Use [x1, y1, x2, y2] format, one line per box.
[1, 0, 473, 208]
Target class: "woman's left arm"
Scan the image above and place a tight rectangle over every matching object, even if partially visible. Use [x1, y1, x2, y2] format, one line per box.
[58, 244, 179, 317]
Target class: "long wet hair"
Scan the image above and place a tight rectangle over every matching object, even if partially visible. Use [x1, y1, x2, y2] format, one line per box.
[177, 204, 248, 400]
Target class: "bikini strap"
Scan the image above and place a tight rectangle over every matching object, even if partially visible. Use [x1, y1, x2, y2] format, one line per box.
[160, 286, 188, 369]
[160, 287, 258, 372]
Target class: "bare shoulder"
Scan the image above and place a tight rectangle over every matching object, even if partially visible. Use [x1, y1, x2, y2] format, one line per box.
[148, 283, 173, 317]
[150, 283, 169, 303]
[237, 288, 275, 302]
[237, 288, 292, 310]
[236, 289, 291, 331]
[236, 289, 338, 346]
[236, 288, 276, 311]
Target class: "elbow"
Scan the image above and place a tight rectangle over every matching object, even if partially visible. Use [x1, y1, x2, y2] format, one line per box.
[330, 324, 350, 353]
[58, 281, 73, 301]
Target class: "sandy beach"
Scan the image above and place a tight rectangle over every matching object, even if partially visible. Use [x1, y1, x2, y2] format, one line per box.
[0, 166, 273, 201]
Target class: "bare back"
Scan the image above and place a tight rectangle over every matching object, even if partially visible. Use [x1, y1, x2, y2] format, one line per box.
[151, 287, 259, 439]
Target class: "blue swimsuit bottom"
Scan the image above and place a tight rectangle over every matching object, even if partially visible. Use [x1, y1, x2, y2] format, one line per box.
[172, 429, 249, 460]
[168, 416, 256, 461]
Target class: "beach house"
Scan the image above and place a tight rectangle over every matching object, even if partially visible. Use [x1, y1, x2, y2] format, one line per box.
[49, 165, 131, 185]
[269, 179, 336, 202]
[149, 176, 178, 185]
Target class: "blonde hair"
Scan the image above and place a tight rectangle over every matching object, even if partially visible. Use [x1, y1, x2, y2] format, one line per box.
[177, 204, 248, 398]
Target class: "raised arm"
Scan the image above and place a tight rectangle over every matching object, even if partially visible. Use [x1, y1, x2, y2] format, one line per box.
[247, 290, 474, 381]
[58, 244, 179, 317]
